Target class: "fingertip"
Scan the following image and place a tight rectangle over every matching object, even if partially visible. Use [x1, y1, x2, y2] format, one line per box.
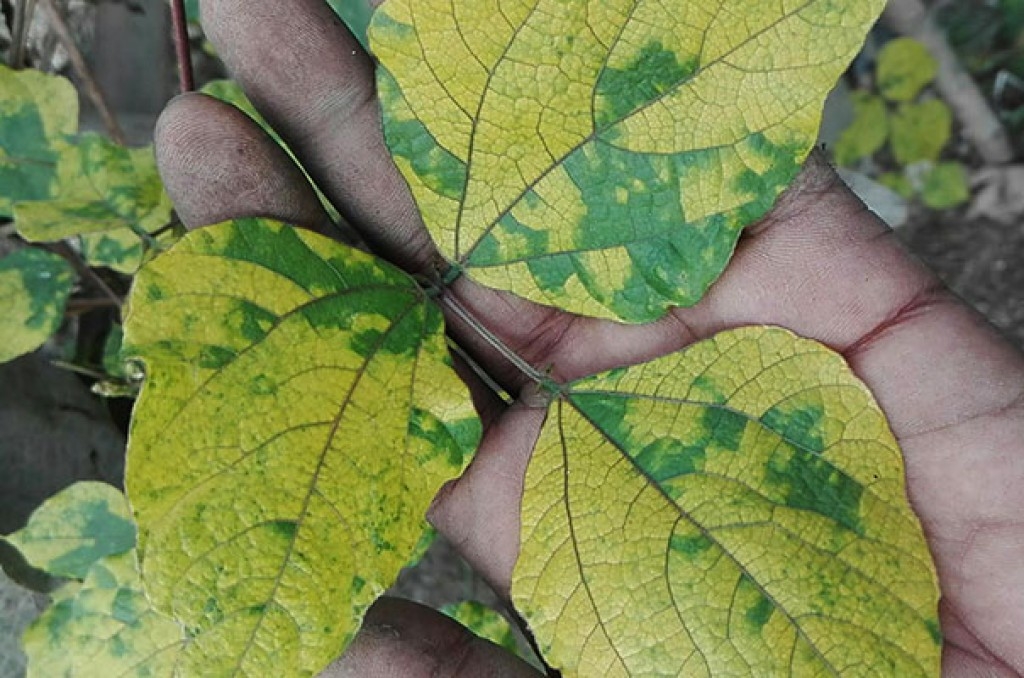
[154, 92, 330, 232]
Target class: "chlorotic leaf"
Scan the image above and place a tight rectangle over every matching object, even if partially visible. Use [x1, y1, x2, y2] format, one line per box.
[0, 64, 79, 217]
[442, 600, 520, 655]
[370, 0, 886, 322]
[832, 92, 889, 166]
[22, 551, 185, 677]
[3, 481, 135, 580]
[123, 218, 481, 675]
[14, 133, 175, 274]
[890, 99, 952, 166]
[921, 161, 970, 210]
[0, 248, 75, 364]
[513, 326, 941, 676]
[877, 38, 938, 103]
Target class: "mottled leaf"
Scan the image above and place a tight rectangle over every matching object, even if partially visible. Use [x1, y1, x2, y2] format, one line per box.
[124, 218, 481, 675]
[513, 326, 941, 676]
[877, 38, 938, 103]
[0, 248, 75, 364]
[22, 552, 184, 678]
[371, 0, 885, 322]
[833, 92, 889, 166]
[3, 481, 135, 580]
[442, 600, 520, 655]
[0, 64, 78, 217]
[14, 133, 175, 274]
[890, 99, 952, 166]
[921, 161, 970, 210]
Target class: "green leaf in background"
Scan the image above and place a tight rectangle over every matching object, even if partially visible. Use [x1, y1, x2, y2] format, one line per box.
[513, 326, 941, 676]
[0, 248, 75, 364]
[878, 171, 915, 199]
[877, 38, 938, 103]
[442, 600, 520, 655]
[22, 551, 184, 677]
[124, 218, 481, 675]
[328, 0, 374, 48]
[890, 99, 952, 165]
[102, 322, 127, 379]
[0, 65, 78, 217]
[14, 133, 175, 274]
[2, 481, 135, 580]
[921, 161, 970, 210]
[833, 92, 890, 166]
[370, 0, 886, 322]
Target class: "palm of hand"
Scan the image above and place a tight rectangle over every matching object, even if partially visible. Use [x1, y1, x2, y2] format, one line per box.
[156, 0, 1024, 674]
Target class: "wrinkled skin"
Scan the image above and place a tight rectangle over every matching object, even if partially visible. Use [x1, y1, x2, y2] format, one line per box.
[154, 0, 1024, 675]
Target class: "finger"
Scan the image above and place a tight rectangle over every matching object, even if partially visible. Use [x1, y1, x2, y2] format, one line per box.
[202, 0, 437, 273]
[319, 596, 542, 677]
[153, 92, 332, 234]
[428, 402, 546, 594]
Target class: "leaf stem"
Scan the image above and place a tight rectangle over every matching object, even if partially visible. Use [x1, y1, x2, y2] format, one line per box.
[438, 293, 550, 387]
[444, 337, 514, 405]
[169, 0, 194, 93]
[37, 0, 127, 145]
[45, 242, 123, 310]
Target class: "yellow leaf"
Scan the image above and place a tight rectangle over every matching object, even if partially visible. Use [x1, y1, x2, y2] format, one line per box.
[123, 218, 481, 675]
[513, 327, 941, 676]
[890, 99, 952, 165]
[877, 38, 937, 103]
[371, 0, 886, 322]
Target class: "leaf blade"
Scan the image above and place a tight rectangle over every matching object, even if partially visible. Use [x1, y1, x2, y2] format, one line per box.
[0, 248, 75, 364]
[513, 327, 941, 676]
[124, 219, 481, 675]
[371, 0, 886, 321]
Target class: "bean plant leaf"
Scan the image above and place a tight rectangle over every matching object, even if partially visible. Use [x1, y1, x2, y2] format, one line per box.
[0, 64, 78, 217]
[513, 326, 941, 676]
[890, 99, 952, 166]
[22, 551, 185, 677]
[877, 38, 937, 103]
[0, 248, 75, 364]
[123, 218, 481, 675]
[370, 0, 886, 322]
[442, 600, 520, 655]
[921, 161, 969, 210]
[833, 92, 889, 166]
[328, 0, 374, 48]
[14, 133, 175, 274]
[3, 481, 135, 580]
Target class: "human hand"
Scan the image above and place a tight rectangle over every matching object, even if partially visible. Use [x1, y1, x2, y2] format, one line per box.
[154, 0, 1024, 674]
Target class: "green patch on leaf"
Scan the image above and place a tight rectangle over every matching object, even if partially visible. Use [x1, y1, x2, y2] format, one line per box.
[442, 600, 520, 655]
[513, 327, 941, 676]
[0, 248, 75, 364]
[371, 0, 886, 322]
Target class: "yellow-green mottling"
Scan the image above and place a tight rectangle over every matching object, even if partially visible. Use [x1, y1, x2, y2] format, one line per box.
[513, 327, 941, 676]
[442, 600, 522, 655]
[0, 248, 75, 364]
[3, 481, 135, 580]
[22, 551, 184, 677]
[0, 64, 78, 217]
[370, 0, 886, 322]
[877, 38, 938, 103]
[123, 218, 481, 676]
[14, 133, 175, 273]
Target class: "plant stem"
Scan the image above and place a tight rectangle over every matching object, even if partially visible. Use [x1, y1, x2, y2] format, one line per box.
[438, 293, 550, 387]
[10, 0, 36, 68]
[45, 241, 123, 309]
[445, 337, 514, 405]
[37, 0, 127, 145]
[169, 0, 194, 92]
[65, 296, 120, 315]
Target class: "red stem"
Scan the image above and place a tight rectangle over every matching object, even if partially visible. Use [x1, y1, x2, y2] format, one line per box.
[169, 0, 194, 92]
